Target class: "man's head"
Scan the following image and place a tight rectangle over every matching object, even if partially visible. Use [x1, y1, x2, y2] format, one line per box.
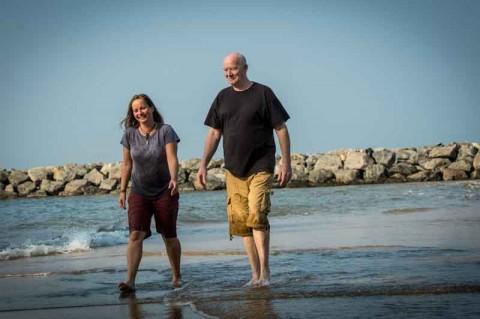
[223, 52, 249, 87]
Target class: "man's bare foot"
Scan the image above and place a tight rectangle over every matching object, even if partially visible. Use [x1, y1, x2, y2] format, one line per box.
[243, 278, 259, 287]
[172, 278, 183, 288]
[118, 281, 136, 292]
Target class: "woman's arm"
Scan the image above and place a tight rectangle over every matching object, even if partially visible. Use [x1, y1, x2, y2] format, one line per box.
[166, 142, 179, 195]
[119, 147, 132, 209]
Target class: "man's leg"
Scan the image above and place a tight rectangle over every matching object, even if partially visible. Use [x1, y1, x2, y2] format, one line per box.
[243, 235, 260, 285]
[163, 236, 182, 287]
[253, 229, 270, 285]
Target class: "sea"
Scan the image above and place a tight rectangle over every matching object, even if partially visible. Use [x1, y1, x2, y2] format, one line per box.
[0, 181, 479, 318]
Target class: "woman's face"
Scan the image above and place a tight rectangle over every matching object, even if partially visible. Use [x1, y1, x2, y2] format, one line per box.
[131, 98, 153, 124]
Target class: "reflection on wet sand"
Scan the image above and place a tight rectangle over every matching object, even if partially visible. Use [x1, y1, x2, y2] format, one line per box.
[124, 293, 184, 319]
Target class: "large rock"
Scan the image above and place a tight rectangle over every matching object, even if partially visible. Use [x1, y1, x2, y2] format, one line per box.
[334, 169, 362, 185]
[429, 144, 458, 159]
[109, 164, 121, 180]
[448, 160, 472, 172]
[17, 181, 36, 196]
[207, 159, 224, 170]
[442, 168, 468, 181]
[0, 170, 9, 183]
[64, 179, 88, 195]
[27, 167, 52, 183]
[396, 149, 419, 164]
[373, 150, 395, 167]
[344, 151, 373, 170]
[99, 179, 118, 191]
[178, 182, 195, 192]
[420, 158, 451, 170]
[407, 170, 442, 182]
[40, 180, 65, 195]
[27, 190, 48, 198]
[364, 164, 387, 183]
[287, 165, 309, 188]
[387, 173, 407, 183]
[308, 169, 334, 185]
[389, 163, 418, 176]
[8, 170, 29, 186]
[471, 170, 480, 180]
[192, 168, 225, 191]
[457, 144, 478, 160]
[5, 184, 15, 193]
[85, 169, 104, 186]
[305, 155, 318, 170]
[181, 158, 201, 172]
[474, 154, 480, 170]
[314, 154, 343, 171]
[52, 167, 77, 182]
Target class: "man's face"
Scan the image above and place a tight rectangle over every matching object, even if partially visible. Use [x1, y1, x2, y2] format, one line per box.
[223, 56, 246, 86]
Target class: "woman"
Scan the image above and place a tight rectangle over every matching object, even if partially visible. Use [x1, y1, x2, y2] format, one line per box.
[118, 93, 182, 291]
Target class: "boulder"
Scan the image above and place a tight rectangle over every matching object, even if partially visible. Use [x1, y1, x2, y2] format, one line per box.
[99, 179, 118, 191]
[364, 164, 387, 183]
[429, 144, 458, 159]
[287, 165, 309, 188]
[420, 158, 451, 170]
[314, 154, 343, 171]
[52, 167, 77, 182]
[85, 169, 104, 186]
[457, 144, 478, 160]
[109, 164, 121, 180]
[178, 182, 195, 192]
[27, 190, 48, 198]
[5, 184, 15, 193]
[305, 155, 318, 170]
[192, 168, 225, 191]
[448, 160, 472, 172]
[17, 181, 36, 196]
[388, 163, 417, 176]
[8, 170, 29, 186]
[0, 183, 3, 191]
[344, 151, 374, 170]
[40, 180, 65, 195]
[308, 169, 334, 185]
[83, 185, 102, 195]
[396, 149, 418, 164]
[181, 158, 201, 172]
[64, 179, 88, 195]
[334, 169, 362, 185]
[474, 154, 480, 170]
[442, 168, 468, 181]
[407, 171, 431, 182]
[471, 170, 480, 180]
[386, 173, 407, 183]
[207, 159, 224, 170]
[27, 167, 52, 183]
[373, 150, 395, 167]
[0, 170, 9, 183]
[0, 189, 17, 199]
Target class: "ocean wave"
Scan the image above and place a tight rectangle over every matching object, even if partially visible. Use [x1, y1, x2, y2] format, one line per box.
[0, 229, 128, 261]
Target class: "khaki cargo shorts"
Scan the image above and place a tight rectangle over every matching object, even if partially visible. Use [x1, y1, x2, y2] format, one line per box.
[225, 170, 273, 238]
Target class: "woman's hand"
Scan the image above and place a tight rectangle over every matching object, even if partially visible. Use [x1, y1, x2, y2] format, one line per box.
[119, 191, 127, 209]
[168, 179, 178, 196]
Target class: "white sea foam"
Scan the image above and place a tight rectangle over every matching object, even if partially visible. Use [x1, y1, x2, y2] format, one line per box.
[0, 230, 128, 261]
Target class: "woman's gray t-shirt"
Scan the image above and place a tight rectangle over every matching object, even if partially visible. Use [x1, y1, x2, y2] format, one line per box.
[121, 124, 180, 197]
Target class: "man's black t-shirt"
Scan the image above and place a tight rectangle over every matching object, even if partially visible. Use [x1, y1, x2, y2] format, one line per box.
[204, 82, 290, 177]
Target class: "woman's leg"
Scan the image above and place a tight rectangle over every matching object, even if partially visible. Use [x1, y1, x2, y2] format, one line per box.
[121, 230, 147, 290]
[163, 235, 182, 287]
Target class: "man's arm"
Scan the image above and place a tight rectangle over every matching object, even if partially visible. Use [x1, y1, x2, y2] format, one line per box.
[274, 123, 292, 187]
[197, 128, 222, 189]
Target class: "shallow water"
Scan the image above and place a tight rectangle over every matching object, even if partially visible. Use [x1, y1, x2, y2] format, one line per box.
[0, 181, 479, 318]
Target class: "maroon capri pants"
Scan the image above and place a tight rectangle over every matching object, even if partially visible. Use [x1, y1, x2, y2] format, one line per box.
[127, 191, 179, 239]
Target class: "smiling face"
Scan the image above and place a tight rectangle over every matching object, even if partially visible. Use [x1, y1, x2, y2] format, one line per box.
[131, 98, 154, 126]
[223, 53, 248, 87]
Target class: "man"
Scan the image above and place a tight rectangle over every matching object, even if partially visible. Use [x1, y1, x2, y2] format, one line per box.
[197, 52, 292, 287]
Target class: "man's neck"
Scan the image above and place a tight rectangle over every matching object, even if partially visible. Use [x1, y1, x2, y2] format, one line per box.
[232, 79, 253, 92]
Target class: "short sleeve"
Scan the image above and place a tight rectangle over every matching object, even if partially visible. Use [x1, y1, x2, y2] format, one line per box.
[120, 130, 130, 149]
[162, 124, 181, 145]
[266, 87, 290, 128]
[204, 94, 222, 129]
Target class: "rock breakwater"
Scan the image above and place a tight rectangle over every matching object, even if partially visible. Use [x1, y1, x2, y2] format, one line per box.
[1, 142, 479, 199]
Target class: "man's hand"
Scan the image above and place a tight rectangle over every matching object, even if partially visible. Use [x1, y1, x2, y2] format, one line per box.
[197, 165, 208, 190]
[277, 163, 292, 187]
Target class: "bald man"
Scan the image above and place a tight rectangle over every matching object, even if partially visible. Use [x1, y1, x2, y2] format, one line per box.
[198, 52, 292, 287]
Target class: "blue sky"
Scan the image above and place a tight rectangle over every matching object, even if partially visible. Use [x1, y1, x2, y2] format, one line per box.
[1, 0, 479, 169]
